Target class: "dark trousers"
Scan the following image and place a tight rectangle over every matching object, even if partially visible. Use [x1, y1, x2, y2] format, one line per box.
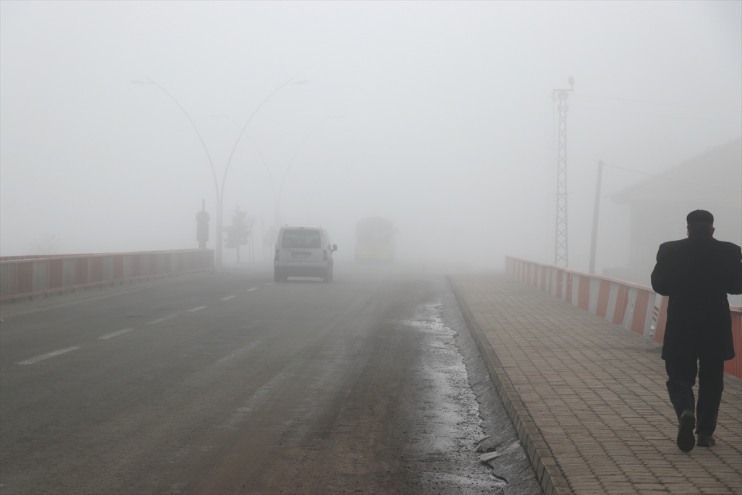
[665, 357, 725, 436]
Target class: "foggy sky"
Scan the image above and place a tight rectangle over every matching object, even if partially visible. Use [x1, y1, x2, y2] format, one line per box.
[1, 0, 740, 271]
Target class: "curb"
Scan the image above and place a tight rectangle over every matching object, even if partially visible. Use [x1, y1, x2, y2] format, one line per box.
[448, 276, 571, 495]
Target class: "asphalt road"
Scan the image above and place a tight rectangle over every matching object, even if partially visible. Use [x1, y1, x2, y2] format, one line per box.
[0, 264, 540, 494]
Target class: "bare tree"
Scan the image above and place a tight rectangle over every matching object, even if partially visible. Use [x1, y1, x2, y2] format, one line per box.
[28, 235, 62, 256]
[224, 207, 251, 265]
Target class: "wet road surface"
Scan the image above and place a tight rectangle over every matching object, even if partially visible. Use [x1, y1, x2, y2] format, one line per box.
[0, 264, 540, 494]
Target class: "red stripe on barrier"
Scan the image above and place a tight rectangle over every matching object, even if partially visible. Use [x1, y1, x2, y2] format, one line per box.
[49, 259, 64, 289]
[76, 260, 89, 285]
[725, 313, 742, 378]
[113, 256, 124, 279]
[0, 250, 213, 302]
[612, 285, 629, 325]
[577, 276, 590, 311]
[630, 289, 651, 335]
[15, 262, 32, 294]
[91, 257, 103, 283]
[596, 280, 611, 317]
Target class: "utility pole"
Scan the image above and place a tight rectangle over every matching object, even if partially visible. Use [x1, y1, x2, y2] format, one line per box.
[553, 77, 574, 267]
[589, 160, 605, 274]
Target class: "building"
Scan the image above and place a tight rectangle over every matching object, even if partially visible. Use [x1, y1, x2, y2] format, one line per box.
[606, 138, 742, 288]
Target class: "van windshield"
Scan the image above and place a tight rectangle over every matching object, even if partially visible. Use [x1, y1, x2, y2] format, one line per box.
[281, 230, 322, 249]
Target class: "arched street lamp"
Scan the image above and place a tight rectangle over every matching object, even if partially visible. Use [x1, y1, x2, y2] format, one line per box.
[132, 76, 307, 267]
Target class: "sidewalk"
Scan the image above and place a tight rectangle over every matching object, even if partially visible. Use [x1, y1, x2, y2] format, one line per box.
[449, 273, 742, 495]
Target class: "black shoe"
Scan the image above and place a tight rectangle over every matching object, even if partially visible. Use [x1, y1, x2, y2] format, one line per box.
[697, 434, 716, 447]
[677, 410, 696, 452]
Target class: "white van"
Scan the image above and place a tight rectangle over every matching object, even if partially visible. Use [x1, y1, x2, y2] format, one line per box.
[274, 226, 337, 282]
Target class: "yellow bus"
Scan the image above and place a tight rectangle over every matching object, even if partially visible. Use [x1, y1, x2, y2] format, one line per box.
[355, 217, 396, 263]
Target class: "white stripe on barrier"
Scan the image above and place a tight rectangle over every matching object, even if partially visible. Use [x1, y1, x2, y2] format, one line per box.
[640, 293, 655, 337]
[605, 284, 618, 321]
[622, 287, 637, 331]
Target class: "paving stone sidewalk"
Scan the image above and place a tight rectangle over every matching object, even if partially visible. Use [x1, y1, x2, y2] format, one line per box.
[449, 273, 742, 495]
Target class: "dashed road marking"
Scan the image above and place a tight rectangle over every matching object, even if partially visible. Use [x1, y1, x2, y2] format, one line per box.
[18, 346, 82, 365]
[99, 328, 134, 340]
[14, 286, 262, 366]
[146, 314, 177, 325]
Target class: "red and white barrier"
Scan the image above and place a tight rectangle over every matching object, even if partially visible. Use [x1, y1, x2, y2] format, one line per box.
[506, 256, 742, 379]
[0, 250, 213, 302]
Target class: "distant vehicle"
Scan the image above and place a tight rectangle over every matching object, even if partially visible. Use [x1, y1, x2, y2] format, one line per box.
[274, 226, 337, 282]
[355, 217, 396, 263]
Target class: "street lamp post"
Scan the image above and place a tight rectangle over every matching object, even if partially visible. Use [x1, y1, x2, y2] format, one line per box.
[132, 76, 306, 268]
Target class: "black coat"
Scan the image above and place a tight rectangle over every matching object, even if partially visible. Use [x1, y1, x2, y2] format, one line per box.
[651, 234, 742, 361]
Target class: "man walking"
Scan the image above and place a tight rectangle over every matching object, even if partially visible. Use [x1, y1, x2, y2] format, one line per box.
[651, 210, 742, 452]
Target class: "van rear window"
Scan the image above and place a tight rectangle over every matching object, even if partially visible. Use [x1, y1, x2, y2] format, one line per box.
[281, 230, 321, 249]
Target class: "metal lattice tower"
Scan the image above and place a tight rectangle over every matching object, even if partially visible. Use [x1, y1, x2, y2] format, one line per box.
[553, 79, 574, 267]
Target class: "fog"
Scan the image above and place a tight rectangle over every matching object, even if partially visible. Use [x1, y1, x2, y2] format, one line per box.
[1, 1, 740, 272]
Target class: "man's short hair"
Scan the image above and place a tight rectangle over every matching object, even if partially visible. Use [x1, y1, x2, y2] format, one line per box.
[687, 209, 714, 228]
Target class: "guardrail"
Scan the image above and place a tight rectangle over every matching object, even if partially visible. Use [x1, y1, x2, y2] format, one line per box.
[506, 256, 742, 379]
[0, 250, 214, 302]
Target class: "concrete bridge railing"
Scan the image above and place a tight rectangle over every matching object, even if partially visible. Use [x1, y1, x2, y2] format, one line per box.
[506, 256, 742, 379]
[0, 250, 214, 302]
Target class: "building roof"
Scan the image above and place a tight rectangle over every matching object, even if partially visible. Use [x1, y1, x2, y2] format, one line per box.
[613, 137, 742, 204]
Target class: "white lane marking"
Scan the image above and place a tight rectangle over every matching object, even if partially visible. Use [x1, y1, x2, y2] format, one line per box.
[99, 328, 134, 340]
[146, 314, 177, 325]
[247, 287, 259, 292]
[18, 346, 82, 365]
[188, 306, 206, 312]
[221, 295, 236, 301]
